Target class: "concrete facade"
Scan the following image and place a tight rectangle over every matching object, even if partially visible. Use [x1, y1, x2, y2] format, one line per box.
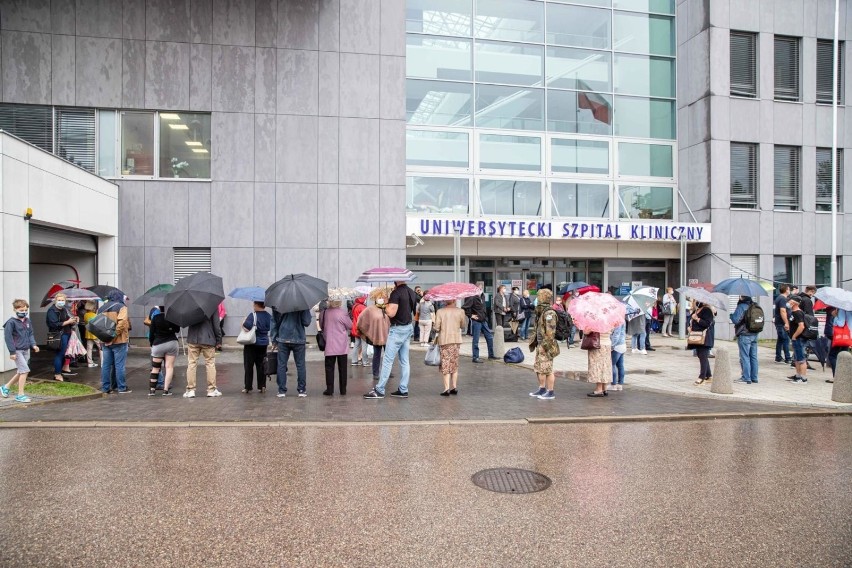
[0, 0, 407, 334]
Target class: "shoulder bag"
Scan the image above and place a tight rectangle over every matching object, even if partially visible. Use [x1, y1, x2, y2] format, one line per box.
[237, 312, 257, 345]
[580, 331, 601, 350]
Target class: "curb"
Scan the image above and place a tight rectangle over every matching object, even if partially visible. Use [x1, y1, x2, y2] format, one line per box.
[0, 391, 104, 412]
[526, 410, 852, 424]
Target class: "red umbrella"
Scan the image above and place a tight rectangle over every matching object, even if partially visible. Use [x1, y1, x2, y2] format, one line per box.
[814, 299, 828, 311]
[424, 282, 481, 302]
[39, 280, 80, 307]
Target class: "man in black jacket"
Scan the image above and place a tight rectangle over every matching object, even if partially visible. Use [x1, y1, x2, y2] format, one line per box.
[462, 289, 496, 363]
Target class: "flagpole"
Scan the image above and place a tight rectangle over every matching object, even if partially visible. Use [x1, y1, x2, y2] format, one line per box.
[831, 0, 839, 287]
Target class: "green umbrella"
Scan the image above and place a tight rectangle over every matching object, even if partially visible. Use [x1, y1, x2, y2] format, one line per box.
[133, 283, 175, 306]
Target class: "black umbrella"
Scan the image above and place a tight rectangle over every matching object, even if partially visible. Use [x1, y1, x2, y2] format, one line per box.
[810, 337, 830, 371]
[85, 285, 124, 300]
[265, 274, 328, 313]
[164, 272, 225, 327]
[559, 281, 590, 295]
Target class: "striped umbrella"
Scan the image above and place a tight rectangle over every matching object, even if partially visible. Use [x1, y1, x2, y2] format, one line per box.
[355, 267, 417, 284]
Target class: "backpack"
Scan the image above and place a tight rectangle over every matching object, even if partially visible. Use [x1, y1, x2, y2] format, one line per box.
[554, 310, 572, 341]
[87, 312, 117, 342]
[802, 314, 819, 340]
[744, 303, 765, 333]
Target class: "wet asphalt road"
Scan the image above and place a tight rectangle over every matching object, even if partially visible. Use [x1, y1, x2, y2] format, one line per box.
[0, 417, 850, 567]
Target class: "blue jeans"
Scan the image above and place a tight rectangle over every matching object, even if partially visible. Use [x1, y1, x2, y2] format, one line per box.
[520, 315, 532, 339]
[101, 343, 128, 392]
[53, 332, 70, 374]
[371, 344, 384, 378]
[568, 324, 576, 345]
[376, 324, 413, 394]
[737, 333, 759, 382]
[470, 319, 494, 360]
[611, 350, 625, 385]
[632, 332, 646, 350]
[277, 343, 306, 393]
[775, 323, 791, 362]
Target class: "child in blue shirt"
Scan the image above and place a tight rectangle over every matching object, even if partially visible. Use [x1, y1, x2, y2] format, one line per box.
[2, 299, 39, 403]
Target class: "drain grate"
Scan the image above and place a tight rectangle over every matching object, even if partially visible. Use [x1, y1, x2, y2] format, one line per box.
[471, 468, 551, 494]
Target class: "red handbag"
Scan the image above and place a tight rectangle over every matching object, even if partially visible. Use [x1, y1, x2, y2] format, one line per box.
[832, 324, 852, 348]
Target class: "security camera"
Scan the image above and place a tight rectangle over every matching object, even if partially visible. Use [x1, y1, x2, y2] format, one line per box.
[407, 234, 425, 247]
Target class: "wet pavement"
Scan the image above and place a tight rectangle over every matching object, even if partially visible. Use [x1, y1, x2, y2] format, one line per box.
[0, 347, 835, 422]
[0, 417, 850, 567]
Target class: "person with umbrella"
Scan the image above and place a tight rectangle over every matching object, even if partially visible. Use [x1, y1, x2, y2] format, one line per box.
[46, 292, 78, 381]
[730, 296, 761, 384]
[364, 279, 419, 400]
[98, 290, 131, 394]
[184, 313, 223, 398]
[270, 307, 313, 398]
[148, 306, 181, 396]
[357, 290, 392, 380]
[425, 285, 474, 395]
[241, 300, 272, 394]
[528, 288, 559, 400]
[690, 302, 715, 386]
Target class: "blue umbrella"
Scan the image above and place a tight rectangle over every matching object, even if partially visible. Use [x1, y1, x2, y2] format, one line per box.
[712, 278, 769, 297]
[228, 286, 266, 302]
[558, 281, 590, 294]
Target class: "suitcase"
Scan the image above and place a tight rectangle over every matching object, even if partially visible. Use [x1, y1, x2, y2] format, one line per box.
[264, 352, 278, 376]
[504, 329, 519, 342]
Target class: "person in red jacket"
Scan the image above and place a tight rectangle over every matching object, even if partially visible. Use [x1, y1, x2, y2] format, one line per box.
[350, 296, 368, 367]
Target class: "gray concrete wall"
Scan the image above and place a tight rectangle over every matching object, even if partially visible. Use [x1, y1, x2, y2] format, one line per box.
[0, 0, 407, 335]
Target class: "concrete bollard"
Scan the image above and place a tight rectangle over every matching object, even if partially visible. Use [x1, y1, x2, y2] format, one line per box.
[831, 351, 852, 403]
[493, 325, 506, 357]
[710, 346, 734, 394]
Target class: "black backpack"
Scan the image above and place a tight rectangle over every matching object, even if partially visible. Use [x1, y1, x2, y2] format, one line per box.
[554, 310, 572, 341]
[745, 303, 765, 333]
[802, 314, 819, 340]
[87, 302, 119, 342]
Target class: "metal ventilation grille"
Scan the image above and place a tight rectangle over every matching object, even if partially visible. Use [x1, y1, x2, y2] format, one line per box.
[0, 103, 53, 153]
[173, 248, 212, 283]
[55, 107, 96, 173]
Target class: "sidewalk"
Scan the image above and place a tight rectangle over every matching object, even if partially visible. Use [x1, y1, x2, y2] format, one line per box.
[453, 331, 849, 409]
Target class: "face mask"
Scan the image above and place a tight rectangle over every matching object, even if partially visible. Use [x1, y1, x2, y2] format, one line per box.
[376, 298, 385, 305]
[55, 301, 66, 308]
[15, 311, 28, 319]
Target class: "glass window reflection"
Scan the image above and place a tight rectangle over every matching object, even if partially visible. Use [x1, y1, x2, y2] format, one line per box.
[479, 179, 542, 216]
[120, 111, 154, 176]
[613, 12, 675, 56]
[613, 96, 675, 139]
[407, 0, 473, 36]
[546, 3, 611, 49]
[618, 142, 673, 177]
[407, 176, 470, 213]
[475, 41, 543, 86]
[474, 0, 544, 43]
[159, 112, 211, 179]
[613, 54, 675, 98]
[407, 130, 469, 168]
[617, 185, 673, 219]
[551, 183, 610, 218]
[480, 134, 541, 171]
[546, 47, 611, 92]
[407, 35, 472, 81]
[612, 0, 674, 14]
[547, 90, 613, 135]
[475, 85, 544, 130]
[407, 79, 474, 126]
[552, 139, 609, 175]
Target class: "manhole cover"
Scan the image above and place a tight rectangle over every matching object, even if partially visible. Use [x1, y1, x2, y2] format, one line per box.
[471, 468, 551, 494]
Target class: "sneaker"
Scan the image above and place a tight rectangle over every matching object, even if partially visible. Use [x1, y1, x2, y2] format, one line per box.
[88, 363, 98, 368]
[118, 389, 132, 394]
[297, 391, 307, 398]
[472, 358, 485, 363]
[632, 348, 638, 354]
[14, 395, 31, 403]
[276, 392, 286, 398]
[183, 390, 196, 398]
[751, 380, 758, 384]
[390, 390, 408, 398]
[537, 390, 555, 400]
[488, 356, 499, 361]
[362, 361, 370, 367]
[787, 375, 798, 380]
[529, 387, 546, 397]
[148, 390, 157, 396]
[207, 389, 222, 397]
[162, 390, 173, 396]
[640, 350, 648, 355]
[792, 377, 807, 383]
[363, 389, 384, 399]
[0, 385, 8, 398]
[351, 360, 360, 366]
[735, 378, 752, 384]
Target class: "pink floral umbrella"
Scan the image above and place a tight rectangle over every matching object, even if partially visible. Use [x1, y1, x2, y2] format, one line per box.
[424, 282, 481, 302]
[567, 292, 626, 333]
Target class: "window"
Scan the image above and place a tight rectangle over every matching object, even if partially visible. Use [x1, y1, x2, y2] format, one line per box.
[774, 145, 800, 210]
[406, 0, 473, 36]
[815, 256, 842, 287]
[159, 112, 211, 179]
[617, 185, 673, 219]
[552, 139, 609, 175]
[0, 103, 53, 153]
[474, 41, 543, 87]
[730, 31, 758, 98]
[618, 142, 673, 177]
[546, 47, 612, 92]
[407, 79, 474, 126]
[773, 256, 799, 287]
[479, 134, 541, 171]
[730, 142, 759, 208]
[475, 85, 544, 130]
[120, 111, 155, 176]
[474, 0, 544, 43]
[613, 54, 675, 98]
[774, 36, 800, 101]
[406, 35, 472, 81]
[407, 176, 470, 213]
[816, 147, 843, 212]
[406, 130, 469, 168]
[173, 248, 212, 283]
[546, 3, 611, 50]
[546, 89, 613, 135]
[479, 179, 542, 216]
[55, 107, 96, 173]
[612, 12, 675, 56]
[817, 39, 845, 104]
[551, 183, 610, 218]
[613, 96, 676, 139]
[613, 0, 675, 13]
[97, 110, 117, 177]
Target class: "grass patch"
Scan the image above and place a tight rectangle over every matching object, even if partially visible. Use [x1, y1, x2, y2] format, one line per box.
[23, 382, 99, 397]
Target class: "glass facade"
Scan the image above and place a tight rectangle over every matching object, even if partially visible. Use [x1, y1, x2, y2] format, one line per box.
[406, 0, 676, 220]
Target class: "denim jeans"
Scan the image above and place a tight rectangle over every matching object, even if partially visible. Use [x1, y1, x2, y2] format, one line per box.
[775, 323, 791, 362]
[277, 342, 306, 394]
[371, 344, 384, 378]
[568, 324, 576, 345]
[737, 333, 759, 382]
[376, 324, 413, 394]
[520, 316, 532, 339]
[470, 319, 494, 360]
[632, 332, 646, 350]
[611, 350, 625, 385]
[53, 332, 70, 374]
[791, 338, 806, 363]
[101, 343, 128, 392]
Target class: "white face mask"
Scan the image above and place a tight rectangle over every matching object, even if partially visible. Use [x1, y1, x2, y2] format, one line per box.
[55, 301, 66, 308]
[376, 298, 385, 305]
